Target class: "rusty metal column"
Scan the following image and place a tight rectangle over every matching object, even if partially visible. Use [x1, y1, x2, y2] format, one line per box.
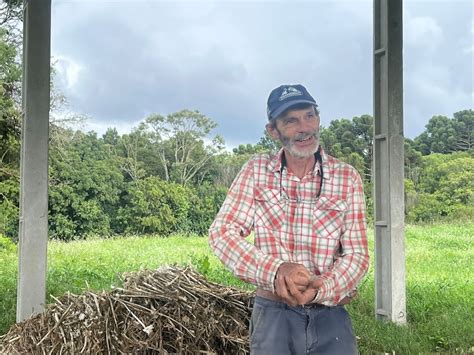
[17, 0, 51, 321]
[373, 0, 406, 324]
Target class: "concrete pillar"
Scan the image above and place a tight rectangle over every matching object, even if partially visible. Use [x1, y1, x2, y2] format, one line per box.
[373, 0, 406, 324]
[17, 0, 51, 321]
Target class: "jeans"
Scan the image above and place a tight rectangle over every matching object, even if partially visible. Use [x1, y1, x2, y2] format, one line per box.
[250, 296, 357, 355]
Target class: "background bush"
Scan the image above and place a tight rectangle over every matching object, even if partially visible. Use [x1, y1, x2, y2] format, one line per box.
[116, 177, 191, 235]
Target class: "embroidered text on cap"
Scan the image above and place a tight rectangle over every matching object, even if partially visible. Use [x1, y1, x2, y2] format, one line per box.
[279, 87, 303, 101]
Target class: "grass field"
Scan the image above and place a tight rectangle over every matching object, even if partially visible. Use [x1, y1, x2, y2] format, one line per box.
[1, 223, 473, 353]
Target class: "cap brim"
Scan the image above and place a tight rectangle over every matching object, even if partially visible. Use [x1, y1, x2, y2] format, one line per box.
[270, 99, 318, 119]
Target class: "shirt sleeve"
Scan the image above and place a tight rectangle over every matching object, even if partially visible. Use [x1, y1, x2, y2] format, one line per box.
[313, 169, 370, 305]
[208, 158, 284, 292]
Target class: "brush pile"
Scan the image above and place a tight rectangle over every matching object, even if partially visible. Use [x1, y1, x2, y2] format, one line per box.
[0, 266, 253, 354]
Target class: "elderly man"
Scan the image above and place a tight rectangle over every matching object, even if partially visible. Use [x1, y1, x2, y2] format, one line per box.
[209, 84, 369, 354]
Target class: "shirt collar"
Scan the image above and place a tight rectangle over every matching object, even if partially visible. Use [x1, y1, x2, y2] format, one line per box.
[269, 147, 329, 179]
[269, 149, 285, 173]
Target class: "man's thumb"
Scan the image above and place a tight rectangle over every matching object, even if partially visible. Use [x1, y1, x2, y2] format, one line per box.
[309, 276, 324, 289]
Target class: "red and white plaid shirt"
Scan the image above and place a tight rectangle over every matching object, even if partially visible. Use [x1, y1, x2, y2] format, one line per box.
[209, 148, 369, 306]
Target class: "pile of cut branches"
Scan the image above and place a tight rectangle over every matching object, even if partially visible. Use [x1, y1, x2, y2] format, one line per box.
[0, 266, 253, 354]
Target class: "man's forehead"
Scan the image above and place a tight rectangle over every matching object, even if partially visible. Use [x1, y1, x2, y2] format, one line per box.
[280, 106, 317, 119]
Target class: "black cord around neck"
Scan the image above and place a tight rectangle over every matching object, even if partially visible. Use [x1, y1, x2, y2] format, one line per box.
[279, 147, 324, 198]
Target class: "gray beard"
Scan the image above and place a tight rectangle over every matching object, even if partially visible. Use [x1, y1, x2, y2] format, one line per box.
[279, 131, 320, 158]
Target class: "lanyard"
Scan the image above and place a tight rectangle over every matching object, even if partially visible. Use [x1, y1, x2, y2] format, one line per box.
[279, 148, 324, 201]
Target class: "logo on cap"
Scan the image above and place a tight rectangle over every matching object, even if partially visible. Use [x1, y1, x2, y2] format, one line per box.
[279, 86, 303, 101]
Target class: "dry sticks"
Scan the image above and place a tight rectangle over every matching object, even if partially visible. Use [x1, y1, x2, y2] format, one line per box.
[1, 266, 253, 354]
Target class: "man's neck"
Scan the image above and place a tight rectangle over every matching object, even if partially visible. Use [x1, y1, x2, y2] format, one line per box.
[283, 150, 316, 179]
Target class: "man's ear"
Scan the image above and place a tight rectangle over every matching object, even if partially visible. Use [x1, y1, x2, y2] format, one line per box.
[266, 123, 279, 140]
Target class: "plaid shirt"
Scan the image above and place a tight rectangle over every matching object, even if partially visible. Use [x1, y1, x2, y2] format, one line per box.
[209, 148, 369, 306]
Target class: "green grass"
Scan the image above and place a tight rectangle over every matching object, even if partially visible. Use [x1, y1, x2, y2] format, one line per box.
[350, 223, 474, 353]
[1, 223, 473, 353]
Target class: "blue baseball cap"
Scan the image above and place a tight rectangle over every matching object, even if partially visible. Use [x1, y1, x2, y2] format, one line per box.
[267, 84, 318, 120]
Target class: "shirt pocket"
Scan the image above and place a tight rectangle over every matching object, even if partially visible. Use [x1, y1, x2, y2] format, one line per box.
[313, 196, 347, 240]
[254, 187, 286, 231]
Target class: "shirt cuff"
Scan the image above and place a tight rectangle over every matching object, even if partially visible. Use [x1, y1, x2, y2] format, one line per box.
[312, 277, 336, 304]
[255, 255, 284, 293]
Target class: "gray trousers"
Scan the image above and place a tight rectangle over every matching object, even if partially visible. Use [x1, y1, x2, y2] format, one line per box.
[250, 296, 357, 355]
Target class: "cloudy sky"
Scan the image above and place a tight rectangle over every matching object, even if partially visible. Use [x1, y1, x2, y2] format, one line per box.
[51, 0, 473, 148]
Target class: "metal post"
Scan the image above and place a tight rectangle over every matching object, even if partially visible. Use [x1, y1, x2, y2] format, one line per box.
[17, 0, 51, 321]
[373, 0, 406, 324]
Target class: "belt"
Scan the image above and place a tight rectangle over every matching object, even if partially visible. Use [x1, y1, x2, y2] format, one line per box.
[256, 289, 325, 309]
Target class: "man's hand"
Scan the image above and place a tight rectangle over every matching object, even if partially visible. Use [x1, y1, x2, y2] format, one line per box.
[275, 264, 358, 306]
[301, 279, 358, 306]
[274, 263, 313, 306]
[338, 289, 358, 305]
[283, 275, 324, 305]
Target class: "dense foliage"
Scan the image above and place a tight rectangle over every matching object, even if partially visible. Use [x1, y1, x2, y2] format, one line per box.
[0, 14, 472, 241]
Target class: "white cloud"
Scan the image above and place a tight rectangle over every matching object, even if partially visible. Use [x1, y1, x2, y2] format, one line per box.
[405, 16, 443, 50]
[82, 118, 143, 137]
[405, 62, 472, 133]
[49, 0, 472, 143]
[52, 55, 84, 91]
[466, 20, 474, 53]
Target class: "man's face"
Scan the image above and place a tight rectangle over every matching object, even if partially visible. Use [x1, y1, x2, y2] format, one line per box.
[267, 106, 320, 159]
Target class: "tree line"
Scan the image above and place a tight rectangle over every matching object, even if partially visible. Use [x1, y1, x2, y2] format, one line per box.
[0, 7, 473, 241]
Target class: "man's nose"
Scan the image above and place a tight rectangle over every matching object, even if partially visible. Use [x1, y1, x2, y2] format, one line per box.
[298, 118, 314, 132]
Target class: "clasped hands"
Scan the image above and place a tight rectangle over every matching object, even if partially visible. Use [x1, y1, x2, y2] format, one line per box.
[274, 262, 321, 306]
[274, 262, 355, 306]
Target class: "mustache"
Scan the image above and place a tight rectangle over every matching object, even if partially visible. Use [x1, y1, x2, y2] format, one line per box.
[293, 131, 320, 142]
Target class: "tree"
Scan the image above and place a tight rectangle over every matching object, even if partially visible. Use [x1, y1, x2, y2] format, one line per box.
[143, 109, 224, 185]
[320, 125, 340, 156]
[320, 115, 373, 181]
[352, 114, 374, 167]
[116, 177, 191, 235]
[406, 152, 474, 221]
[186, 182, 227, 235]
[415, 115, 457, 154]
[232, 143, 267, 156]
[419, 152, 474, 205]
[103, 128, 147, 182]
[452, 110, 473, 152]
[257, 130, 280, 154]
[0, 0, 22, 49]
[209, 152, 250, 187]
[0, 0, 22, 24]
[0, 173, 18, 238]
[49, 130, 124, 240]
[0, 27, 21, 239]
[404, 138, 423, 187]
[0, 27, 21, 169]
[412, 112, 473, 155]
